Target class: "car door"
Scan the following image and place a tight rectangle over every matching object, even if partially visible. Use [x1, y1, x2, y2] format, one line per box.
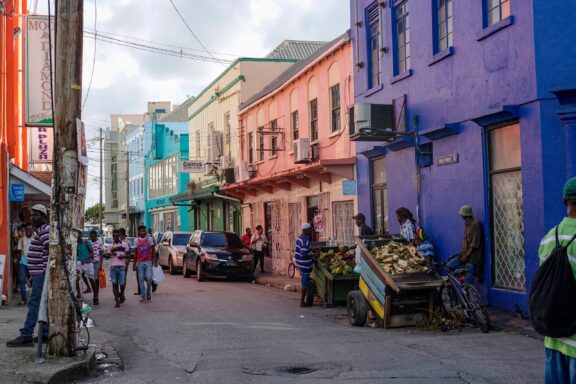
[159, 232, 172, 267]
[189, 231, 201, 271]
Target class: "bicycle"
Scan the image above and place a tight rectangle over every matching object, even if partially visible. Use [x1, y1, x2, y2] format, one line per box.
[431, 255, 490, 333]
[287, 257, 298, 279]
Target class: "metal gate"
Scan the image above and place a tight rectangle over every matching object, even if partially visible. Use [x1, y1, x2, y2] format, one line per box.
[271, 199, 290, 276]
[333, 201, 355, 245]
[288, 202, 302, 253]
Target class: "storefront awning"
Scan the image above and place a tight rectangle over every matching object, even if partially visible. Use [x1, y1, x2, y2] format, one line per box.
[169, 185, 241, 205]
[9, 165, 51, 197]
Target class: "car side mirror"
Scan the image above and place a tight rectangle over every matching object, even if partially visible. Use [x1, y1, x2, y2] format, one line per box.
[189, 241, 198, 248]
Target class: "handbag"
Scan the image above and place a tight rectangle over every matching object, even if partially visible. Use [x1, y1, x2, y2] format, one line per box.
[98, 268, 107, 289]
[152, 265, 165, 284]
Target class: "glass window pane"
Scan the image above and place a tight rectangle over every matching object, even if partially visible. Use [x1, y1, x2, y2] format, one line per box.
[501, 0, 510, 18]
[372, 157, 387, 184]
[489, 123, 521, 171]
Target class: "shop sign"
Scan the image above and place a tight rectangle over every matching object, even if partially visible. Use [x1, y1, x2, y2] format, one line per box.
[29, 127, 53, 163]
[180, 160, 204, 173]
[25, 15, 55, 126]
[9, 184, 25, 202]
[342, 180, 357, 196]
[437, 154, 459, 166]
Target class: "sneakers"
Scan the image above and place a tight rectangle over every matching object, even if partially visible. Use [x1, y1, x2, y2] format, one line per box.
[6, 335, 33, 347]
[93, 298, 99, 306]
[119, 294, 126, 304]
[152, 283, 158, 293]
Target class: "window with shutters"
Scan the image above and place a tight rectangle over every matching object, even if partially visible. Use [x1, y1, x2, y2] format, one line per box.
[330, 84, 341, 132]
[248, 132, 254, 164]
[291, 110, 299, 152]
[434, 0, 453, 53]
[309, 99, 318, 142]
[270, 119, 278, 156]
[485, 0, 510, 27]
[393, 1, 410, 75]
[367, 5, 381, 88]
[258, 128, 264, 161]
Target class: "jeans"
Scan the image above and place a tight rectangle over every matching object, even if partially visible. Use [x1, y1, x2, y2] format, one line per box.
[254, 251, 265, 273]
[301, 272, 311, 289]
[19, 264, 29, 302]
[20, 273, 45, 337]
[110, 266, 126, 286]
[137, 261, 153, 300]
[446, 257, 476, 285]
[545, 348, 576, 384]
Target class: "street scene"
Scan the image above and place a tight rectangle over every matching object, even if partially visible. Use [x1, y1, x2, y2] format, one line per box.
[1, 0, 576, 383]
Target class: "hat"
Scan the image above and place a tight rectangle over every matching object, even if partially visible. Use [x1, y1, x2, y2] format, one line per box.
[563, 176, 576, 201]
[31, 204, 48, 216]
[458, 205, 473, 217]
[352, 213, 365, 220]
[301, 223, 311, 230]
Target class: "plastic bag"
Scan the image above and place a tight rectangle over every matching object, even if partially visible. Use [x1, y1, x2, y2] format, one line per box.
[152, 265, 165, 284]
[98, 268, 107, 289]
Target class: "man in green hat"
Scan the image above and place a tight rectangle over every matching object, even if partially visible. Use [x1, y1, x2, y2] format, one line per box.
[446, 205, 483, 284]
[538, 176, 576, 383]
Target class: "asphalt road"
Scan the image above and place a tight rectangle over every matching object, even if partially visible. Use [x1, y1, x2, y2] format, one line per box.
[79, 269, 544, 384]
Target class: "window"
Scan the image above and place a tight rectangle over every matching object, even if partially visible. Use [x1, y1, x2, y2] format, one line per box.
[486, 0, 510, 27]
[367, 5, 381, 88]
[248, 132, 254, 164]
[393, 1, 410, 75]
[372, 157, 388, 234]
[270, 119, 278, 156]
[435, 0, 453, 53]
[488, 122, 524, 291]
[309, 99, 318, 142]
[291, 111, 299, 152]
[330, 84, 341, 132]
[195, 131, 200, 158]
[147, 155, 179, 199]
[258, 127, 264, 161]
[333, 201, 355, 245]
[111, 155, 118, 208]
[224, 112, 231, 147]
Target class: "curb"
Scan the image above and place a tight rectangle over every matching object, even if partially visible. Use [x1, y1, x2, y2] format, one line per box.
[48, 348, 96, 384]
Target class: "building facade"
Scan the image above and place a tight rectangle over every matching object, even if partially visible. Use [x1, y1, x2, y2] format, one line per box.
[223, 34, 357, 275]
[350, 0, 576, 312]
[125, 121, 151, 234]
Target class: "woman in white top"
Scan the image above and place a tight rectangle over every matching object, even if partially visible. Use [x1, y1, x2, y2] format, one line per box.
[250, 225, 268, 273]
[396, 207, 417, 242]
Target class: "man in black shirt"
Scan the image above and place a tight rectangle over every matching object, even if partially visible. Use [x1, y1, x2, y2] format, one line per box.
[353, 213, 374, 236]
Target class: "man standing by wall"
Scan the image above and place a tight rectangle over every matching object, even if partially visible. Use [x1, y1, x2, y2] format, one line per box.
[447, 205, 483, 284]
[6, 205, 49, 347]
[295, 223, 313, 307]
[16, 224, 34, 306]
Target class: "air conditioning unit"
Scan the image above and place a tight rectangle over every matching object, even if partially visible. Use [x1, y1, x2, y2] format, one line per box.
[223, 168, 235, 184]
[294, 138, 310, 164]
[219, 155, 232, 169]
[247, 163, 257, 178]
[351, 103, 394, 138]
[207, 131, 223, 162]
[204, 162, 217, 176]
[234, 160, 250, 182]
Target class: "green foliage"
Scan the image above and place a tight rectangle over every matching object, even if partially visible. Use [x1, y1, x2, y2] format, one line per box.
[85, 202, 103, 223]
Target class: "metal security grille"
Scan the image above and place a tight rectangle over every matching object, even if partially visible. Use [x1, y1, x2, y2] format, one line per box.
[271, 199, 289, 276]
[492, 171, 525, 291]
[333, 201, 355, 246]
[288, 203, 301, 253]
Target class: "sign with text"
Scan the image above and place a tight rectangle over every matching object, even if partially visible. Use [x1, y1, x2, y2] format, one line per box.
[29, 127, 53, 163]
[342, 180, 357, 195]
[437, 154, 459, 166]
[9, 184, 25, 202]
[25, 15, 55, 126]
[77, 119, 88, 165]
[180, 160, 204, 173]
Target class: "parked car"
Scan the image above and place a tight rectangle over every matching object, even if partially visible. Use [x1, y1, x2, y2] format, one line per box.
[153, 232, 164, 259]
[157, 231, 192, 275]
[183, 231, 254, 282]
[102, 236, 114, 257]
[126, 237, 137, 259]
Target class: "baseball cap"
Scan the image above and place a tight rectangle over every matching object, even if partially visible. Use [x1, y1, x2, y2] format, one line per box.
[352, 213, 365, 220]
[563, 176, 576, 201]
[458, 205, 473, 217]
[31, 204, 48, 216]
[301, 223, 311, 230]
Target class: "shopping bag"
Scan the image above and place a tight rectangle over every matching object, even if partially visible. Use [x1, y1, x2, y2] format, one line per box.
[98, 269, 107, 289]
[152, 265, 165, 284]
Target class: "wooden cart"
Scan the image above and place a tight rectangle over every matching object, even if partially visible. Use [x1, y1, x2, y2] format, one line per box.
[347, 238, 443, 328]
[310, 261, 359, 307]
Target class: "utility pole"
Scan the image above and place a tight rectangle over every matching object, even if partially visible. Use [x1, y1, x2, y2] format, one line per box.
[48, 0, 84, 357]
[99, 128, 103, 233]
[125, 150, 130, 234]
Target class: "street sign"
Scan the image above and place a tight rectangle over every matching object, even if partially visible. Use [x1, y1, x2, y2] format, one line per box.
[9, 184, 25, 202]
[437, 154, 459, 166]
[180, 160, 204, 173]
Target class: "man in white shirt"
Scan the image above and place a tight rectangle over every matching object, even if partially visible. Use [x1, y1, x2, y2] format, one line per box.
[250, 225, 268, 273]
[16, 224, 34, 305]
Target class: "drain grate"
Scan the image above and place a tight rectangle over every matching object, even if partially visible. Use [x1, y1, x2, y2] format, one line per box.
[286, 366, 316, 375]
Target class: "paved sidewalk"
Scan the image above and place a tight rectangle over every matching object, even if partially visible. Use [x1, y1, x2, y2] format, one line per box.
[0, 303, 97, 383]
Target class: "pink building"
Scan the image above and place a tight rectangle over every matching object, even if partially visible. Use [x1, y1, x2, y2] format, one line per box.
[222, 33, 356, 275]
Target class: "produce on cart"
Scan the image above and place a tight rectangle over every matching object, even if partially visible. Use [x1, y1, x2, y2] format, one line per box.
[347, 237, 443, 328]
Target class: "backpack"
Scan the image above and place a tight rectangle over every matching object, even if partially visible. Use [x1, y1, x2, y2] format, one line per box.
[529, 226, 576, 338]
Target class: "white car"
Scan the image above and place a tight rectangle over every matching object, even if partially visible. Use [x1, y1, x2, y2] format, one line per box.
[102, 236, 114, 257]
[157, 231, 192, 275]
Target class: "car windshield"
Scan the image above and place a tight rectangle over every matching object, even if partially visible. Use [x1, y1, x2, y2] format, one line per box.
[201, 232, 243, 248]
[172, 234, 191, 245]
[104, 237, 113, 244]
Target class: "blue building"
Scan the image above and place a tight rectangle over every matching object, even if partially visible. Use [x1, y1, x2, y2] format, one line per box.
[144, 107, 191, 233]
[350, 0, 576, 311]
[125, 121, 151, 234]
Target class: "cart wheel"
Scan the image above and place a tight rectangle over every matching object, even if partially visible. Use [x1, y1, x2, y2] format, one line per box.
[287, 263, 295, 279]
[304, 282, 315, 306]
[347, 290, 368, 327]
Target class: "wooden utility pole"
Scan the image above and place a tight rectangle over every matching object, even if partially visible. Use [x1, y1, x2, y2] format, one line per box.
[125, 150, 130, 234]
[99, 128, 103, 232]
[48, 0, 84, 357]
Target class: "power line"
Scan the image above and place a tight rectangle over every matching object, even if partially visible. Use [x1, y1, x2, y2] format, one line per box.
[167, 0, 225, 66]
[82, 0, 97, 111]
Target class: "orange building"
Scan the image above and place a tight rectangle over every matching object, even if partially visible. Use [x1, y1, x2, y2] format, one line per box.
[222, 33, 356, 275]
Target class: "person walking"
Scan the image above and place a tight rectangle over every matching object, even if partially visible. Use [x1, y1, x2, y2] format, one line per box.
[119, 228, 132, 301]
[446, 205, 483, 284]
[108, 229, 129, 307]
[538, 177, 576, 383]
[75, 230, 96, 301]
[147, 227, 158, 293]
[250, 225, 268, 273]
[134, 225, 155, 303]
[16, 224, 34, 306]
[295, 223, 313, 307]
[89, 229, 104, 305]
[6, 205, 49, 347]
[242, 228, 252, 248]
[396, 207, 417, 242]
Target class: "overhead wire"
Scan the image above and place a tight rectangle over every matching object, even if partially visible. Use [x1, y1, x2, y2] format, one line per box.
[81, 0, 97, 111]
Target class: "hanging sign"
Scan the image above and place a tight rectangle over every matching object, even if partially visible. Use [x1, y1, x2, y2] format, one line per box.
[29, 127, 53, 163]
[180, 160, 204, 173]
[25, 15, 55, 126]
[77, 119, 88, 165]
[9, 184, 25, 202]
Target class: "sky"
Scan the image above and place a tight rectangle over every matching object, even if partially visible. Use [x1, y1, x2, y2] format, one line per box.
[33, 0, 350, 207]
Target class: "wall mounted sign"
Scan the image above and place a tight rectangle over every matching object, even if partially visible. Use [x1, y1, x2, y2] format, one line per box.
[342, 180, 357, 195]
[437, 154, 459, 166]
[29, 127, 53, 163]
[9, 184, 25, 202]
[77, 119, 88, 165]
[180, 160, 204, 173]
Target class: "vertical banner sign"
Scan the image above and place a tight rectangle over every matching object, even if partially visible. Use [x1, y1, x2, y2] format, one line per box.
[28, 127, 54, 163]
[77, 119, 88, 165]
[25, 15, 55, 126]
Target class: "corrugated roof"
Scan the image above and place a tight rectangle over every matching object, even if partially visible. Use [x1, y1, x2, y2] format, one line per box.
[265, 40, 327, 60]
[158, 97, 195, 122]
[240, 32, 349, 111]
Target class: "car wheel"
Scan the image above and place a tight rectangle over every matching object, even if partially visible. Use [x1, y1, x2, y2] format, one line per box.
[196, 260, 206, 282]
[169, 257, 177, 275]
[182, 259, 191, 278]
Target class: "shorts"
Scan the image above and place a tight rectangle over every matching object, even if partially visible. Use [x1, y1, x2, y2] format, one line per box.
[77, 261, 95, 280]
[110, 266, 126, 286]
[300, 272, 311, 289]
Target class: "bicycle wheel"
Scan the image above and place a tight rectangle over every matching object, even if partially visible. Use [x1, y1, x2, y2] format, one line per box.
[441, 285, 457, 313]
[464, 285, 490, 333]
[287, 263, 295, 279]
